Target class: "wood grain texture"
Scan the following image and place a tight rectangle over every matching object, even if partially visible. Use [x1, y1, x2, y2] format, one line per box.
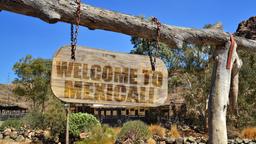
[1, 0, 256, 51]
[51, 46, 168, 107]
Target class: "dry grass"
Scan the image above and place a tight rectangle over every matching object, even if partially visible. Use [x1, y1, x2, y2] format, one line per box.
[148, 124, 166, 138]
[167, 124, 181, 138]
[147, 137, 156, 144]
[240, 127, 256, 139]
[112, 127, 121, 136]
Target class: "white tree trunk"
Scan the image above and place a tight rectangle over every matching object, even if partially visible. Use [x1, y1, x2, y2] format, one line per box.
[208, 40, 240, 143]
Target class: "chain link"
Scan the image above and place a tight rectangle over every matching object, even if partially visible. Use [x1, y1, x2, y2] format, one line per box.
[71, 0, 81, 60]
[150, 17, 161, 71]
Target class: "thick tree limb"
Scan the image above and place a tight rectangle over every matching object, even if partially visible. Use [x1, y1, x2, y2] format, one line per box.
[1, 0, 256, 51]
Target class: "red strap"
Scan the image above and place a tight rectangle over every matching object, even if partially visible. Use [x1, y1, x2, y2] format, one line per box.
[226, 34, 235, 69]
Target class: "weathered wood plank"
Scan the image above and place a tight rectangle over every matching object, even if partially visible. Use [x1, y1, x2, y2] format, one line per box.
[51, 46, 168, 107]
[0, 0, 256, 51]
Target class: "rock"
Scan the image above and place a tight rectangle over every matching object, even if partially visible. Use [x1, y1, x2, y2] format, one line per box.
[201, 137, 208, 143]
[228, 139, 235, 144]
[165, 137, 175, 144]
[16, 135, 25, 142]
[10, 128, 16, 131]
[160, 141, 166, 144]
[24, 138, 32, 143]
[28, 131, 35, 139]
[0, 133, 3, 139]
[10, 131, 18, 139]
[186, 136, 195, 143]
[43, 130, 51, 139]
[32, 137, 41, 143]
[54, 136, 60, 143]
[235, 138, 243, 143]
[235, 16, 256, 40]
[3, 128, 12, 136]
[249, 141, 256, 144]
[23, 130, 29, 138]
[176, 137, 184, 144]
[244, 139, 251, 143]
[4, 135, 15, 142]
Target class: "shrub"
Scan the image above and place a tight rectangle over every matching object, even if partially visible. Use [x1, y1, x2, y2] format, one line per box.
[0, 118, 23, 130]
[167, 124, 180, 138]
[148, 124, 166, 138]
[240, 127, 256, 139]
[43, 98, 66, 137]
[117, 120, 151, 143]
[75, 124, 116, 144]
[69, 112, 100, 137]
[22, 110, 45, 129]
[147, 137, 156, 144]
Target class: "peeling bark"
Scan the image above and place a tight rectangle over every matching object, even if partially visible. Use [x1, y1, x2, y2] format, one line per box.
[229, 54, 242, 115]
[0, 0, 256, 51]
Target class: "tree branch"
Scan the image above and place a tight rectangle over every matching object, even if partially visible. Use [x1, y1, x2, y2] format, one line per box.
[1, 0, 256, 51]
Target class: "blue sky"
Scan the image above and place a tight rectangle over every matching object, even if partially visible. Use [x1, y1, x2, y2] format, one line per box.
[0, 0, 255, 84]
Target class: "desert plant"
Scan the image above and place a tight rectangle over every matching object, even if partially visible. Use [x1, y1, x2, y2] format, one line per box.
[168, 124, 180, 138]
[147, 137, 156, 144]
[148, 124, 166, 138]
[69, 112, 100, 137]
[43, 96, 66, 138]
[22, 110, 45, 129]
[0, 118, 23, 130]
[240, 127, 256, 139]
[117, 120, 151, 144]
[75, 124, 116, 144]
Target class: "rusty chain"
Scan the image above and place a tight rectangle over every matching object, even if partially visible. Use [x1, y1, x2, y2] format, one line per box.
[150, 17, 161, 71]
[71, 0, 81, 60]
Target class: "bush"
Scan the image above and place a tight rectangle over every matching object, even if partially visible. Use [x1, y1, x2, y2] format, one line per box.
[43, 97, 66, 137]
[0, 118, 23, 130]
[22, 110, 45, 129]
[240, 127, 256, 139]
[69, 112, 100, 137]
[147, 138, 156, 144]
[75, 124, 116, 144]
[148, 124, 166, 138]
[117, 120, 151, 143]
[167, 124, 180, 138]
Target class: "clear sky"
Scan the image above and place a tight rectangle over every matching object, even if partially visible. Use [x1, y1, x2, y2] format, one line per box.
[0, 0, 255, 84]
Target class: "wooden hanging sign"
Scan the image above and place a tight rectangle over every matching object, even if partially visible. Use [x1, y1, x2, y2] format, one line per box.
[51, 46, 168, 107]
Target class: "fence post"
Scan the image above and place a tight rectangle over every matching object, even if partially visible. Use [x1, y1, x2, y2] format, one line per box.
[64, 103, 70, 144]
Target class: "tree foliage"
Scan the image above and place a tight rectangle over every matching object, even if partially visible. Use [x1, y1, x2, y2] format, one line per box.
[131, 22, 256, 129]
[130, 23, 221, 130]
[12, 55, 51, 112]
[12, 55, 66, 138]
[233, 50, 256, 127]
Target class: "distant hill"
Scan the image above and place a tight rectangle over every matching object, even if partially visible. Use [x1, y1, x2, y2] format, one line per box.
[0, 84, 29, 109]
